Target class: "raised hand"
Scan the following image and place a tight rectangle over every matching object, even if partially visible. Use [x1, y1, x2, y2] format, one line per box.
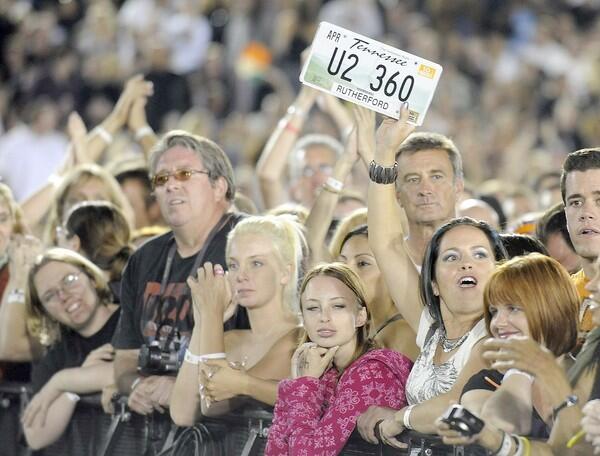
[66, 111, 89, 165]
[353, 105, 376, 164]
[187, 263, 232, 319]
[111, 74, 153, 127]
[8, 234, 42, 281]
[375, 103, 415, 156]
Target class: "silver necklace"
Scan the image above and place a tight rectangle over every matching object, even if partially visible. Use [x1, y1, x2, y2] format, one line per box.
[440, 330, 470, 353]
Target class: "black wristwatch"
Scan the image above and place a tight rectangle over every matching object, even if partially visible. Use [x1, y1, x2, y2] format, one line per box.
[552, 394, 578, 421]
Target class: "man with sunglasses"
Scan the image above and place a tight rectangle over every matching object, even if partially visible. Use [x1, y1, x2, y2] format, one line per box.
[111, 130, 248, 419]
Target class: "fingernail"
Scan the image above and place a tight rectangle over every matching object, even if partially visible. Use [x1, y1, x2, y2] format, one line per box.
[402, 101, 409, 109]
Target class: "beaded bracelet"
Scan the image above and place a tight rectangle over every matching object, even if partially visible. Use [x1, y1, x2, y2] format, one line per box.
[368, 160, 398, 184]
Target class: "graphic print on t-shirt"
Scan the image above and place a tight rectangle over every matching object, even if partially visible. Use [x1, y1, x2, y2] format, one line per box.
[140, 280, 193, 355]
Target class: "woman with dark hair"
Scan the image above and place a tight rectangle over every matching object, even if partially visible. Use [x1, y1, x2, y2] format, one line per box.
[265, 263, 413, 455]
[21, 248, 119, 450]
[338, 224, 418, 360]
[370, 217, 508, 446]
[57, 200, 134, 301]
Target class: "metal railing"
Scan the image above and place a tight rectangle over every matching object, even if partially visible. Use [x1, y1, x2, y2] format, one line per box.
[0, 382, 490, 456]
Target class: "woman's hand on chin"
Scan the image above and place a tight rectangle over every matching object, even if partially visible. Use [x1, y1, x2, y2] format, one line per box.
[291, 342, 338, 379]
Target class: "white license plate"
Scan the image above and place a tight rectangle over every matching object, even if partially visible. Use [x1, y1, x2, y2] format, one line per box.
[300, 22, 443, 125]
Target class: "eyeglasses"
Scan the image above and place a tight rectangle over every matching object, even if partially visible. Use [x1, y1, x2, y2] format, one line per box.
[151, 169, 210, 188]
[41, 272, 82, 306]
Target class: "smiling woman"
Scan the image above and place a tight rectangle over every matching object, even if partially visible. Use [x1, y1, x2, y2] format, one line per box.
[22, 248, 119, 450]
[457, 254, 579, 440]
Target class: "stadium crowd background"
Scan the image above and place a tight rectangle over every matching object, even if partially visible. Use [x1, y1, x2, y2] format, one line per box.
[2, 1, 600, 455]
[1, 0, 599, 217]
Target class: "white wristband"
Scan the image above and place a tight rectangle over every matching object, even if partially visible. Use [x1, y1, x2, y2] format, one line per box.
[131, 377, 142, 392]
[65, 392, 80, 403]
[135, 126, 153, 141]
[7, 289, 25, 304]
[93, 126, 113, 144]
[403, 404, 415, 430]
[184, 350, 226, 365]
[287, 105, 305, 118]
[504, 368, 534, 383]
[324, 177, 344, 193]
[48, 173, 62, 188]
[494, 431, 514, 456]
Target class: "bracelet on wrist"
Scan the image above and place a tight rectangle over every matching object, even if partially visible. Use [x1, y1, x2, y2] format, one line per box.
[368, 160, 398, 184]
[48, 173, 62, 188]
[322, 177, 344, 194]
[552, 394, 578, 421]
[287, 105, 306, 118]
[93, 126, 113, 144]
[504, 368, 534, 383]
[65, 392, 80, 403]
[184, 350, 226, 365]
[7, 288, 25, 304]
[135, 126, 153, 141]
[492, 430, 514, 456]
[402, 404, 415, 430]
[130, 377, 143, 392]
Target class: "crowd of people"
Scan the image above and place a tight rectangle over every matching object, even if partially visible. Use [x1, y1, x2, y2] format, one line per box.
[2, 1, 600, 455]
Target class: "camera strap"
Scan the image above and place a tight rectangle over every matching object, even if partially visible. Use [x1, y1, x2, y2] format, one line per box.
[159, 212, 233, 296]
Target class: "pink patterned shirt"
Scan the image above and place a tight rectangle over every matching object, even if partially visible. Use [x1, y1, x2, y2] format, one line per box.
[265, 348, 412, 456]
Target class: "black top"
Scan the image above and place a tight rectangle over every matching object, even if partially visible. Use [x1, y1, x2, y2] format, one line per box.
[111, 213, 249, 353]
[462, 369, 550, 439]
[31, 309, 120, 393]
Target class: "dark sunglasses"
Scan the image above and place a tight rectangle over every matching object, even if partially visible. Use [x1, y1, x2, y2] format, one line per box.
[151, 169, 209, 188]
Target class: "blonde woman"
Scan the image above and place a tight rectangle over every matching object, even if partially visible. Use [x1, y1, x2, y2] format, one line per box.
[0, 183, 40, 369]
[171, 215, 306, 425]
[43, 164, 134, 245]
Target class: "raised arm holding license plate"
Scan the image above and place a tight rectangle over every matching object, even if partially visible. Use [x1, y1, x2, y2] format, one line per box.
[300, 22, 443, 125]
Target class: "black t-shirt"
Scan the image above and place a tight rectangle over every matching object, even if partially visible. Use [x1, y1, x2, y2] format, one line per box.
[462, 369, 550, 439]
[111, 213, 249, 354]
[31, 309, 120, 393]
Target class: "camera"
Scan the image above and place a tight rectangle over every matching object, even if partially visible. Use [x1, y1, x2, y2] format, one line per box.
[138, 339, 181, 375]
[440, 404, 484, 436]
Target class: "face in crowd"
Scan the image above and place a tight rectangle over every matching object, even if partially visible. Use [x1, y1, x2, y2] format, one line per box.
[227, 232, 290, 309]
[432, 224, 496, 318]
[396, 148, 463, 226]
[152, 145, 226, 229]
[338, 233, 385, 307]
[62, 177, 112, 218]
[300, 274, 366, 352]
[564, 166, 600, 263]
[33, 260, 105, 336]
[291, 144, 337, 208]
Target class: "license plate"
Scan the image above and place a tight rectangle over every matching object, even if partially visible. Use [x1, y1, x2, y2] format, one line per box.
[300, 22, 443, 125]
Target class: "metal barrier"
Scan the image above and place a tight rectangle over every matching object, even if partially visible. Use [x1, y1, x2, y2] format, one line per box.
[0, 382, 490, 456]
